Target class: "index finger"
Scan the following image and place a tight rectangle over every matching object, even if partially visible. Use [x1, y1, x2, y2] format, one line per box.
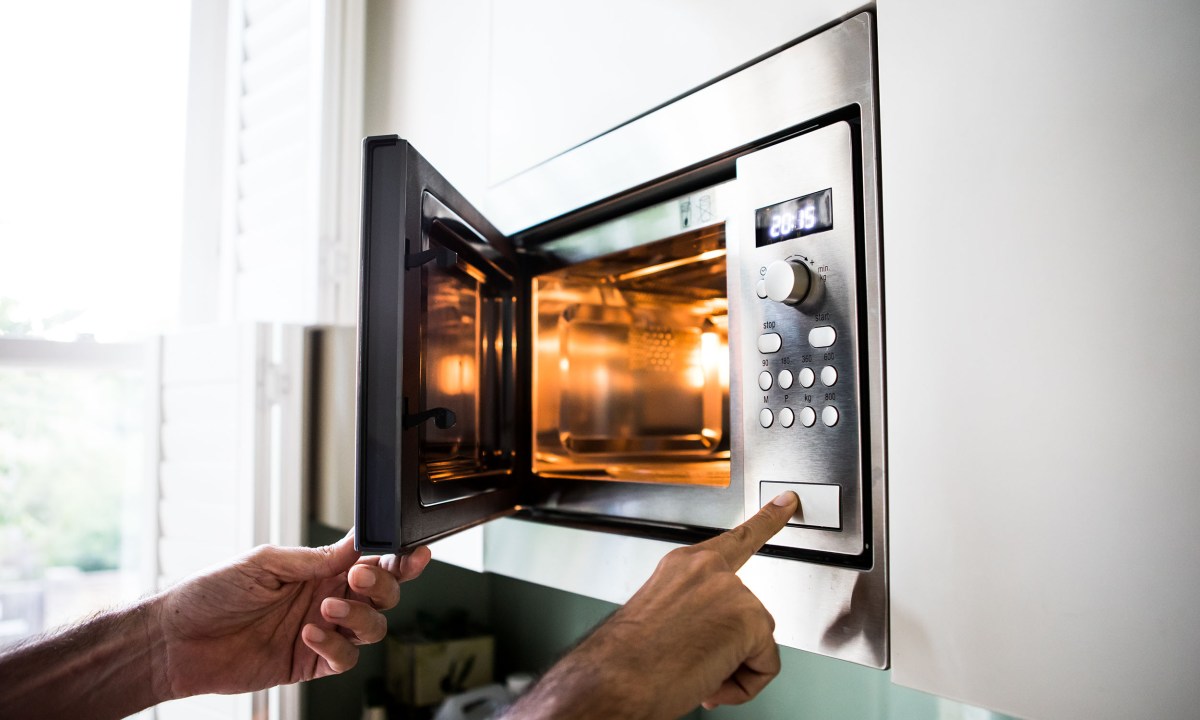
[701, 491, 799, 570]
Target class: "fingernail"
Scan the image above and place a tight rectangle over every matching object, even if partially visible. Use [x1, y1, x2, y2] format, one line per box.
[352, 566, 376, 588]
[325, 598, 350, 618]
[772, 491, 798, 506]
[308, 626, 326, 642]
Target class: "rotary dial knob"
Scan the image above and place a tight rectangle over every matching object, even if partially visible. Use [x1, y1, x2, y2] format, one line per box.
[764, 260, 813, 305]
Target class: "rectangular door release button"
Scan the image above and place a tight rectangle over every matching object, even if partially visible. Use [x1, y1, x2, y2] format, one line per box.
[759, 481, 842, 530]
[758, 332, 783, 353]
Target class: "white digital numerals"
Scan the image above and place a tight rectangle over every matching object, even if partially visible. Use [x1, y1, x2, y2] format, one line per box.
[768, 203, 818, 239]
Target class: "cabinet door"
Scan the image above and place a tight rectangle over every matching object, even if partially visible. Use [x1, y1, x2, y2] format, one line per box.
[881, 1, 1200, 718]
[357, 137, 526, 553]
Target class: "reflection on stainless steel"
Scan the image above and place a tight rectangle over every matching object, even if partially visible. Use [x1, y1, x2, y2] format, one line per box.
[534, 228, 729, 480]
[604, 461, 730, 487]
[423, 262, 479, 461]
[419, 193, 516, 490]
[557, 303, 719, 455]
[536, 183, 731, 266]
[614, 248, 726, 283]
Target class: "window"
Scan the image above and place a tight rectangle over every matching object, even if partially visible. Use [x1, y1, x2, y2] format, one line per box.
[0, 0, 189, 646]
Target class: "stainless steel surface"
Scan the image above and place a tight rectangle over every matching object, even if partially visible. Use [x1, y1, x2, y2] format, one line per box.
[760, 481, 842, 529]
[488, 13, 889, 668]
[484, 14, 879, 237]
[536, 183, 731, 265]
[731, 122, 864, 557]
[483, 516, 883, 667]
[310, 326, 357, 529]
[543, 299, 725, 457]
[418, 191, 517, 490]
[528, 183, 742, 530]
[533, 224, 729, 458]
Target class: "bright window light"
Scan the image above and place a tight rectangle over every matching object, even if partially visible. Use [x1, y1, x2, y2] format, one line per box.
[0, 0, 189, 340]
[0, 0, 190, 647]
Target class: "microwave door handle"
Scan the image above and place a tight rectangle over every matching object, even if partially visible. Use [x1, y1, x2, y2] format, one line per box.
[403, 405, 457, 430]
[405, 242, 458, 270]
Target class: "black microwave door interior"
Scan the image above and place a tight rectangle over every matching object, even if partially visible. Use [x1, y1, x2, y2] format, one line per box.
[357, 136, 528, 553]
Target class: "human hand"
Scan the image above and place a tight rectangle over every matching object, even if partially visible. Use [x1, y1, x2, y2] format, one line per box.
[151, 531, 431, 699]
[505, 491, 799, 719]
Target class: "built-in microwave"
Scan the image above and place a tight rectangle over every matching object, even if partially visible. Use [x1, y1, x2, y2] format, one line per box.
[355, 13, 887, 668]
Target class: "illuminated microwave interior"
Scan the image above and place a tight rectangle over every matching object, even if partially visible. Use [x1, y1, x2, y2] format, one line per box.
[532, 224, 730, 487]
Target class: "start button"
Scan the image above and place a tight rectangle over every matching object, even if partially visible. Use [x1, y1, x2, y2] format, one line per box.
[759, 481, 841, 530]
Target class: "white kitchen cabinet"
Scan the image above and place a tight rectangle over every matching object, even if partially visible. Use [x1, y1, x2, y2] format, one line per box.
[878, 1, 1200, 718]
[363, 0, 861, 207]
[362, 0, 493, 204]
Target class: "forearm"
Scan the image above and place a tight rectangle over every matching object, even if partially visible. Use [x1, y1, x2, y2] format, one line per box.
[503, 618, 668, 720]
[0, 594, 171, 720]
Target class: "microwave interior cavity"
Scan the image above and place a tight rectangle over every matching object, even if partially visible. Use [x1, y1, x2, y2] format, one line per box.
[532, 220, 731, 486]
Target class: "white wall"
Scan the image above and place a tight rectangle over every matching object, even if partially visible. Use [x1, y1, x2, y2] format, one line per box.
[878, 1, 1200, 718]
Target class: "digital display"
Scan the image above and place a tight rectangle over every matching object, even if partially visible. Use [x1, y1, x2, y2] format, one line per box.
[755, 188, 833, 247]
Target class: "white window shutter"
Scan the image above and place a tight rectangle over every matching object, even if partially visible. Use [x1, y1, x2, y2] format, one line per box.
[217, 0, 364, 326]
[149, 323, 306, 720]
[162, 0, 365, 715]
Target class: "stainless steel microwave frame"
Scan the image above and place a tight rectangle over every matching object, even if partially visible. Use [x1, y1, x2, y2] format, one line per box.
[356, 12, 887, 668]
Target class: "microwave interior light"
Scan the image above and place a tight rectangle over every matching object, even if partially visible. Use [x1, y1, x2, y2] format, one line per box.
[613, 248, 727, 283]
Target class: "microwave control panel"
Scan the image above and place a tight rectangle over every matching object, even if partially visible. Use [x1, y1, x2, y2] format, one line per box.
[732, 121, 867, 557]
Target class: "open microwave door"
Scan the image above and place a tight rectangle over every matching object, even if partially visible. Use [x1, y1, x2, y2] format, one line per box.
[356, 137, 527, 553]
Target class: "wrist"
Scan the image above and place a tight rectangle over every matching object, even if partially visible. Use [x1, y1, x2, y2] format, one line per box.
[142, 591, 176, 705]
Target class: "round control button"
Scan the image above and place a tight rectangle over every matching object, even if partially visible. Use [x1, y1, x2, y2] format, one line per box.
[777, 369, 794, 389]
[758, 371, 773, 391]
[779, 408, 795, 428]
[764, 260, 813, 305]
[821, 366, 838, 386]
[822, 406, 840, 427]
[798, 367, 815, 388]
[799, 406, 817, 427]
[759, 408, 774, 428]
[755, 280, 768, 299]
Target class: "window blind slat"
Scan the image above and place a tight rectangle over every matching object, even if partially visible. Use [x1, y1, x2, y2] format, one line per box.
[237, 228, 312, 273]
[239, 110, 308, 166]
[237, 155, 308, 204]
[241, 70, 308, 129]
[237, 180, 308, 234]
[243, 0, 307, 59]
[242, 30, 309, 93]
[229, 0, 325, 323]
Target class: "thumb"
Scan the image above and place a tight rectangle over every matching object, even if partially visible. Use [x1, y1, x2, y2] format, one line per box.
[265, 530, 361, 582]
